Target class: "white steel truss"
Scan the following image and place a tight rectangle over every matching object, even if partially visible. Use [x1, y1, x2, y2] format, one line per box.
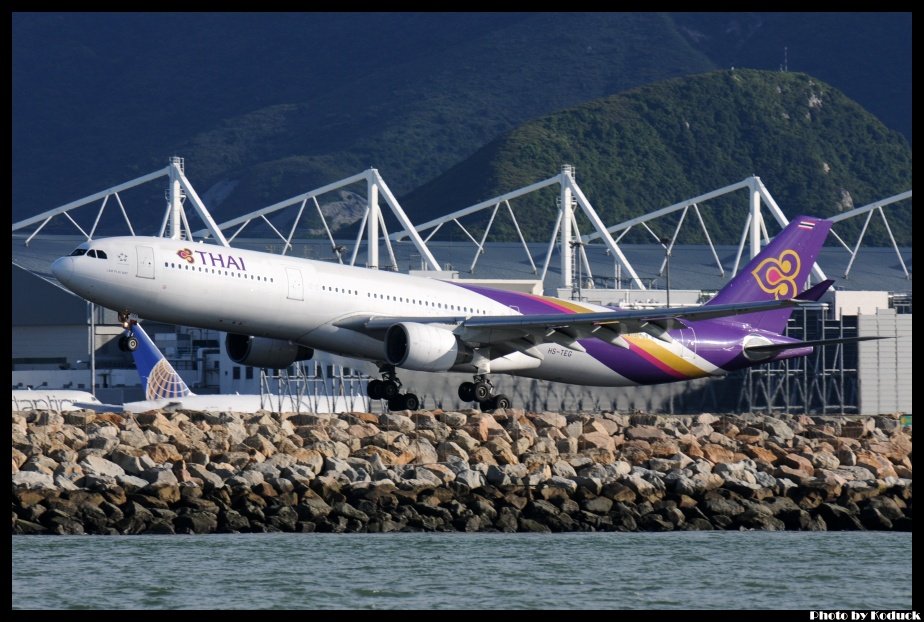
[393, 165, 644, 288]
[13, 158, 911, 292]
[195, 168, 440, 272]
[11, 157, 229, 246]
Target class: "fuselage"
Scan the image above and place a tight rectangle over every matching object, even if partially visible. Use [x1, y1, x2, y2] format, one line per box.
[51, 236, 806, 388]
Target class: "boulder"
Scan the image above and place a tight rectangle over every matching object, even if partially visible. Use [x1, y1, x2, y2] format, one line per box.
[407, 439, 439, 465]
[109, 447, 157, 474]
[648, 439, 681, 458]
[815, 503, 863, 531]
[854, 452, 898, 479]
[579, 431, 615, 452]
[779, 453, 815, 478]
[619, 440, 652, 465]
[744, 445, 778, 465]
[80, 454, 126, 478]
[186, 463, 225, 488]
[581, 496, 613, 514]
[380, 414, 416, 434]
[436, 412, 468, 428]
[734, 510, 785, 531]
[700, 494, 744, 518]
[701, 444, 736, 464]
[760, 419, 795, 441]
[455, 469, 486, 489]
[12, 471, 55, 489]
[624, 426, 665, 442]
[543, 476, 578, 495]
[174, 510, 218, 534]
[532, 412, 567, 430]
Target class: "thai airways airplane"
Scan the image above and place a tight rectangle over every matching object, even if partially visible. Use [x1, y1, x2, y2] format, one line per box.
[50, 215, 873, 411]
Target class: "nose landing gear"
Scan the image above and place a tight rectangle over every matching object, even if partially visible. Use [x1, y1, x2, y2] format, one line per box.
[117, 315, 139, 352]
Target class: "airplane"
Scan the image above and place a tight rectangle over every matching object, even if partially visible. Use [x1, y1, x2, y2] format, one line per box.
[11, 389, 104, 413]
[50, 215, 880, 412]
[85, 321, 366, 414]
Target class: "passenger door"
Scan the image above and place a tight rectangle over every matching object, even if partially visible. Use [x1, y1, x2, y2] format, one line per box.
[136, 246, 155, 279]
[285, 267, 304, 301]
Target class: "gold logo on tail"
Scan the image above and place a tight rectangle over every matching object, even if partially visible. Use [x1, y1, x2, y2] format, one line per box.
[751, 249, 801, 299]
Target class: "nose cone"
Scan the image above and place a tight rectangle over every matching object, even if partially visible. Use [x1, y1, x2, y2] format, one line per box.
[51, 256, 73, 285]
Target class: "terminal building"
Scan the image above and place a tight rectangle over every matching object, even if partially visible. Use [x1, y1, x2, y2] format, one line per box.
[12, 160, 912, 415]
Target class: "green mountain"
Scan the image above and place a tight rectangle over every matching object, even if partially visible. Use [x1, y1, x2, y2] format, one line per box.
[399, 70, 912, 245]
[673, 12, 912, 143]
[13, 13, 910, 238]
[12, 13, 713, 225]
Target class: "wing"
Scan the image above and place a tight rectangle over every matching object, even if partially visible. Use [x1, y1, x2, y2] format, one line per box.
[336, 298, 807, 360]
[744, 335, 887, 356]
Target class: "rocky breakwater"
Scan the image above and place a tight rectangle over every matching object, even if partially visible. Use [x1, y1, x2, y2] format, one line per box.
[11, 408, 912, 534]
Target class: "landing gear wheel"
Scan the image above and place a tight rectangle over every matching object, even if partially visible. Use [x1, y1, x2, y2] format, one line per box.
[367, 379, 384, 400]
[387, 396, 405, 411]
[382, 380, 400, 400]
[492, 394, 511, 410]
[473, 381, 492, 402]
[458, 382, 475, 402]
[402, 393, 420, 411]
[125, 335, 139, 352]
[118, 335, 128, 352]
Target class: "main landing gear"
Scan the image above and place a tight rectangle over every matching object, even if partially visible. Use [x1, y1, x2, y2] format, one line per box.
[458, 375, 511, 411]
[367, 365, 420, 411]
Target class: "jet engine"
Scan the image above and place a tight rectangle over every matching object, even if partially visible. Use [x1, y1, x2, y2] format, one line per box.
[225, 333, 314, 369]
[384, 322, 472, 371]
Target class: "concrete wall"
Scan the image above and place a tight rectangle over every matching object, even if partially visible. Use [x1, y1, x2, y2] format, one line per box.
[858, 309, 912, 415]
[12, 325, 89, 368]
[833, 291, 891, 320]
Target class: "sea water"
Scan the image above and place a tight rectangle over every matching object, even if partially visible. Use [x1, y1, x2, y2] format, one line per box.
[12, 531, 912, 609]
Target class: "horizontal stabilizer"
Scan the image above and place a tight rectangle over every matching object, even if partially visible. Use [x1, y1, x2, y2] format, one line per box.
[795, 279, 835, 302]
[745, 335, 887, 355]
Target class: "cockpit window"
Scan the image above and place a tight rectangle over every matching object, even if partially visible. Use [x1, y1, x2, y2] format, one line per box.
[87, 250, 97, 258]
[69, 248, 87, 257]
[95, 250, 107, 259]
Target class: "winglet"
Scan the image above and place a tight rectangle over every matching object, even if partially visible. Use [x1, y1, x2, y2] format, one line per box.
[795, 279, 835, 302]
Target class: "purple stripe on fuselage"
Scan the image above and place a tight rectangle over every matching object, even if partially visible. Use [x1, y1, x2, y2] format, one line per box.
[452, 282, 702, 385]
[582, 339, 692, 385]
[451, 282, 566, 315]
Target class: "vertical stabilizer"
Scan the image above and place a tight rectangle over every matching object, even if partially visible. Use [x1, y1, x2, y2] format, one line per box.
[127, 322, 193, 400]
[706, 216, 832, 333]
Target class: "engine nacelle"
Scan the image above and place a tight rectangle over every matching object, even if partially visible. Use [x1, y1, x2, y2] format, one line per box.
[225, 333, 314, 369]
[385, 322, 472, 371]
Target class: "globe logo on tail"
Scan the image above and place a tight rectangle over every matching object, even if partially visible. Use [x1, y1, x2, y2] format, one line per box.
[146, 359, 190, 400]
[751, 249, 801, 299]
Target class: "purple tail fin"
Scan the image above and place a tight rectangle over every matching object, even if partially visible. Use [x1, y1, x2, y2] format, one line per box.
[706, 215, 832, 333]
